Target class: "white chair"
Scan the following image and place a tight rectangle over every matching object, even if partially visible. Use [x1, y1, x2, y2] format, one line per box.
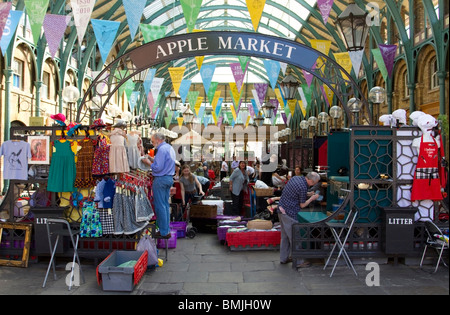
[324, 208, 359, 277]
[42, 218, 85, 290]
[420, 220, 449, 273]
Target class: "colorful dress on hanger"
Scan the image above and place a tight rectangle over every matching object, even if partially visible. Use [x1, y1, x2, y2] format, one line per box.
[80, 201, 103, 237]
[47, 140, 76, 192]
[92, 136, 110, 175]
[126, 133, 141, 169]
[109, 129, 130, 173]
[75, 139, 96, 187]
[411, 135, 443, 201]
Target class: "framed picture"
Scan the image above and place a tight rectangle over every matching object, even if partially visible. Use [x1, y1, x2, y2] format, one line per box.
[28, 136, 50, 164]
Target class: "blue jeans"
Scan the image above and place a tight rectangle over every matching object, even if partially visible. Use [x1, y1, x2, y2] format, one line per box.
[152, 175, 173, 236]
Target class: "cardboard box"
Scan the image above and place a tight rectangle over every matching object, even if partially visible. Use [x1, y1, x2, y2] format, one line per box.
[190, 204, 217, 218]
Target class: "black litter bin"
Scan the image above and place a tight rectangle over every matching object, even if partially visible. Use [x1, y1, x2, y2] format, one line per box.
[381, 207, 417, 255]
[31, 206, 69, 254]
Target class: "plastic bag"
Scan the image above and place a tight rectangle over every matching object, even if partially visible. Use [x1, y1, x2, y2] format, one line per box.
[137, 235, 158, 267]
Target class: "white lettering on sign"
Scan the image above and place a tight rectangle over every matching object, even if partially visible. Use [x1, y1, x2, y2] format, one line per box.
[218, 36, 296, 59]
[156, 37, 208, 59]
[388, 218, 413, 225]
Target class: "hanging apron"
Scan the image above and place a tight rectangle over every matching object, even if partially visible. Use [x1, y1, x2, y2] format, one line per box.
[411, 135, 443, 201]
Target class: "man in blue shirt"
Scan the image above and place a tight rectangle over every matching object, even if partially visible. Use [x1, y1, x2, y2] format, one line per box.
[278, 172, 320, 267]
[148, 133, 176, 238]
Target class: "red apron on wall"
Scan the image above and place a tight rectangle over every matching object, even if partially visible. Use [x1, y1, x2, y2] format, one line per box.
[411, 136, 443, 201]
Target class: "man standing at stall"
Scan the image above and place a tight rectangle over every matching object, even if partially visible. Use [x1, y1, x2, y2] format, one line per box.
[277, 172, 320, 267]
[148, 132, 176, 238]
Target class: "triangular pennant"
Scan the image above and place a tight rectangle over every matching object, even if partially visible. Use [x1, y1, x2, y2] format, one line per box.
[200, 64, 215, 96]
[150, 77, 164, 100]
[24, 0, 49, 45]
[187, 90, 200, 110]
[143, 68, 156, 95]
[333, 51, 353, 80]
[310, 39, 331, 70]
[194, 96, 203, 115]
[0, 3, 12, 42]
[178, 79, 192, 103]
[1, 10, 23, 55]
[230, 62, 246, 93]
[348, 49, 364, 78]
[180, 0, 203, 33]
[263, 59, 281, 90]
[129, 91, 139, 113]
[168, 67, 186, 95]
[122, 0, 146, 40]
[317, 0, 334, 25]
[91, 19, 120, 64]
[195, 56, 205, 70]
[43, 14, 70, 59]
[245, 0, 266, 32]
[238, 56, 250, 73]
[279, 62, 287, 75]
[302, 62, 316, 87]
[207, 82, 219, 104]
[274, 87, 285, 109]
[70, 0, 95, 44]
[378, 44, 397, 78]
[301, 84, 312, 112]
[139, 24, 167, 43]
[287, 99, 297, 115]
[254, 83, 268, 105]
[177, 116, 184, 129]
[371, 48, 388, 81]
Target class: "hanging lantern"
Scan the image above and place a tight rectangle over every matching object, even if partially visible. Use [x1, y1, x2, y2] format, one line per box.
[166, 90, 181, 112]
[336, 3, 369, 51]
[280, 68, 299, 100]
[261, 102, 276, 119]
[132, 68, 150, 83]
[183, 107, 194, 124]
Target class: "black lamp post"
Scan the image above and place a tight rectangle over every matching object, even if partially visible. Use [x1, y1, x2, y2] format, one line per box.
[335, 3, 369, 51]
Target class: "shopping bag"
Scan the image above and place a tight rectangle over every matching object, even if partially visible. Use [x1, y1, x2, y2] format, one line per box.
[137, 235, 158, 267]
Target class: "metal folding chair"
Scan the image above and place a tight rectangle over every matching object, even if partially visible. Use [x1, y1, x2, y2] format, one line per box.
[324, 208, 359, 277]
[42, 218, 85, 290]
[420, 220, 449, 273]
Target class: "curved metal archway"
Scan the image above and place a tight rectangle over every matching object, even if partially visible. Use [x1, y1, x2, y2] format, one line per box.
[76, 31, 372, 125]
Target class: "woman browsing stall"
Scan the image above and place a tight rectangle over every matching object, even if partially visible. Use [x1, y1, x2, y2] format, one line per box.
[229, 161, 249, 216]
[179, 164, 205, 207]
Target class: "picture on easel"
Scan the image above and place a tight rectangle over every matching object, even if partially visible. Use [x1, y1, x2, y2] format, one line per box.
[28, 136, 50, 164]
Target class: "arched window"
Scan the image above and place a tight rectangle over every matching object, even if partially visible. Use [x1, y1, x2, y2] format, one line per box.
[430, 57, 438, 89]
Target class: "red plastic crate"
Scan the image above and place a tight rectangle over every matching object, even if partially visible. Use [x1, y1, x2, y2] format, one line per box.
[226, 231, 281, 249]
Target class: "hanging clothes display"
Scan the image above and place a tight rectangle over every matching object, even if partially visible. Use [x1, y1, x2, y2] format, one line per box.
[47, 139, 76, 192]
[92, 134, 110, 176]
[126, 131, 143, 169]
[74, 138, 96, 188]
[112, 172, 153, 235]
[109, 128, 130, 173]
[0, 140, 32, 180]
[80, 201, 103, 237]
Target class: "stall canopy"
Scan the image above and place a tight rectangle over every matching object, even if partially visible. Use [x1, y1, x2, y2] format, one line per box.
[172, 130, 210, 145]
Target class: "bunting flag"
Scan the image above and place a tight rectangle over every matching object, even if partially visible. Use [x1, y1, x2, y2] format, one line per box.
[196, 56, 205, 70]
[245, 0, 266, 31]
[251, 89, 261, 111]
[321, 84, 335, 108]
[177, 116, 184, 128]
[194, 96, 203, 115]
[230, 62, 246, 93]
[168, 67, 186, 95]
[1, 10, 23, 55]
[178, 79, 192, 103]
[263, 59, 281, 90]
[279, 62, 287, 75]
[140, 24, 167, 43]
[310, 39, 331, 70]
[238, 56, 250, 73]
[317, 0, 334, 25]
[71, 0, 95, 45]
[91, 19, 121, 64]
[150, 77, 164, 102]
[298, 86, 309, 115]
[349, 49, 364, 78]
[281, 112, 287, 125]
[0, 3, 12, 43]
[274, 87, 285, 109]
[43, 14, 70, 59]
[24, 0, 49, 45]
[123, 0, 146, 40]
[371, 48, 388, 81]
[333, 51, 352, 80]
[378, 44, 397, 79]
[301, 84, 312, 112]
[302, 62, 316, 87]
[287, 99, 297, 115]
[298, 100, 306, 117]
[147, 92, 155, 113]
[187, 90, 199, 110]
[180, 0, 203, 32]
[211, 90, 221, 113]
[254, 83, 268, 106]
[143, 68, 156, 95]
[200, 64, 216, 96]
[229, 82, 244, 110]
[207, 82, 219, 104]
[129, 91, 139, 113]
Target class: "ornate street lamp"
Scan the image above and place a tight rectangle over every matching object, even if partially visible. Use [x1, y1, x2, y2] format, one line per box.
[254, 114, 264, 127]
[261, 102, 276, 119]
[369, 86, 386, 122]
[183, 107, 194, 124]
[308, 116, 318, 137]
[62, 85, 80, 122]
[132, 69, 149, 84]
[329, 105, 343, 130]
[318, 111, 330, 135]
[347, 97, 362, 125]
[300, 119, 309, 137]
[166, 90, 181, 112]
[280, 68, 299, 100]
[336, 3, 369, 51]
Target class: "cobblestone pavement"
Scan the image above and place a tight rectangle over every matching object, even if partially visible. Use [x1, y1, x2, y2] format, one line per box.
[0, 233, 448, 295]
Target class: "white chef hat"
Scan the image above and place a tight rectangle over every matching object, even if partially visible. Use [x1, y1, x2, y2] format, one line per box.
[379, 114, 392, 126]
[392, 109, 407, 125]
[409, 111, 425, 126]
